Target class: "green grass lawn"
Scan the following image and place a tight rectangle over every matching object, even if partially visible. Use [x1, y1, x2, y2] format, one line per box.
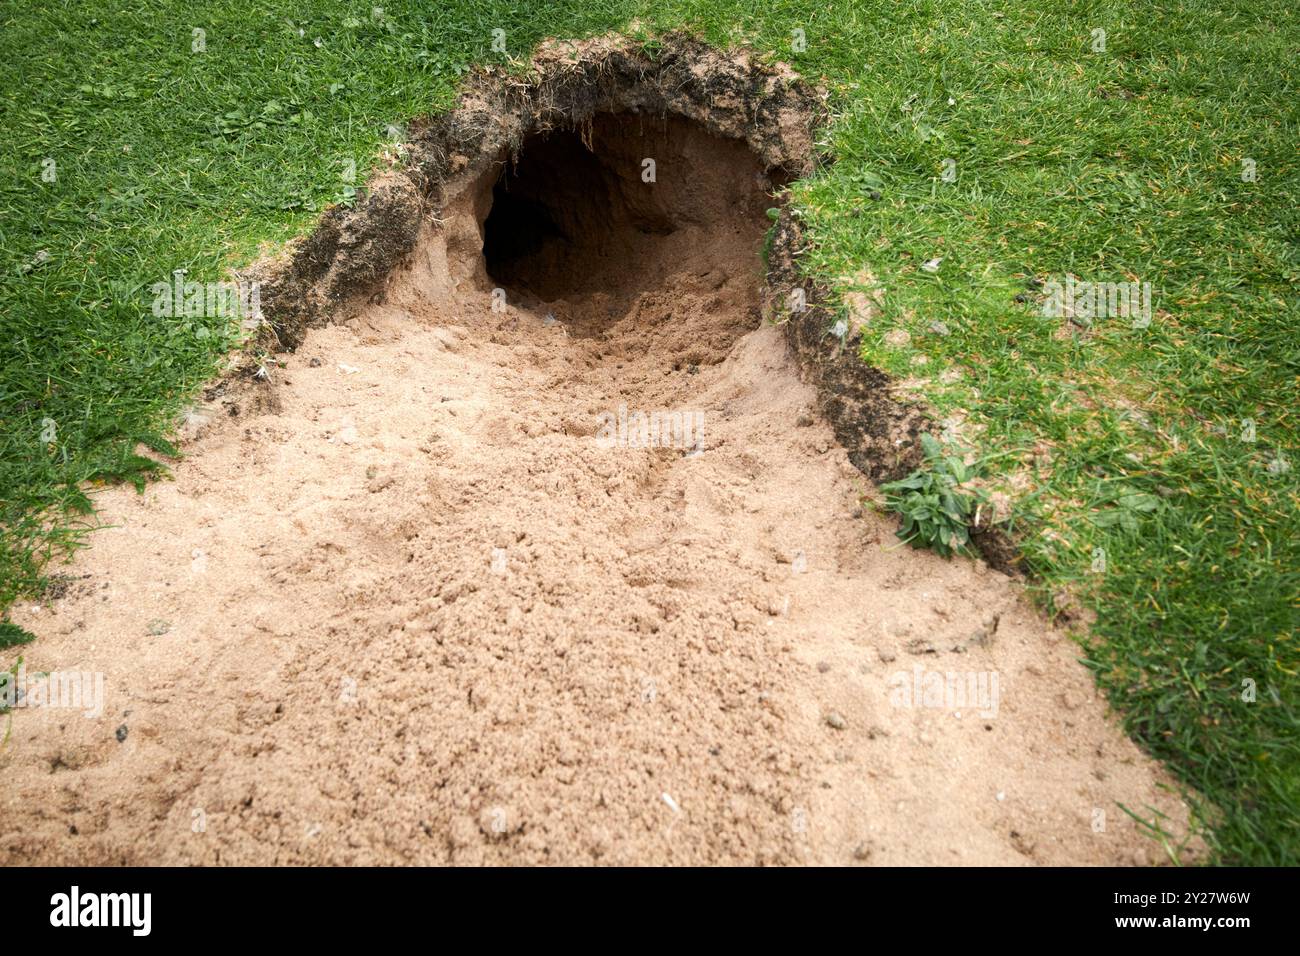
[1, 0, 1295, 863]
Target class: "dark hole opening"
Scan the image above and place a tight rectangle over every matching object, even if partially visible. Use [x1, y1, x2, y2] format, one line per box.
[480, 113, 773, 314]
[482, 128, 610, 293]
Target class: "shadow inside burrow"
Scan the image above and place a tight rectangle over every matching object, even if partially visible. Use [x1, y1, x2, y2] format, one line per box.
[479, 112, 779, 337]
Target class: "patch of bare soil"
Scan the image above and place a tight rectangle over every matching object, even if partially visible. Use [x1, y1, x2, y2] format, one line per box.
[0, 35, 1197, 866]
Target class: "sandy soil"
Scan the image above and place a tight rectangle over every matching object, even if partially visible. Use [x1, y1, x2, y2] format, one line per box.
[0, 114, 1196, 866]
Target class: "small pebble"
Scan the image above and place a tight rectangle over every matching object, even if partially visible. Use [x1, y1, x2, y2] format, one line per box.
[825, 712, 847, 730]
